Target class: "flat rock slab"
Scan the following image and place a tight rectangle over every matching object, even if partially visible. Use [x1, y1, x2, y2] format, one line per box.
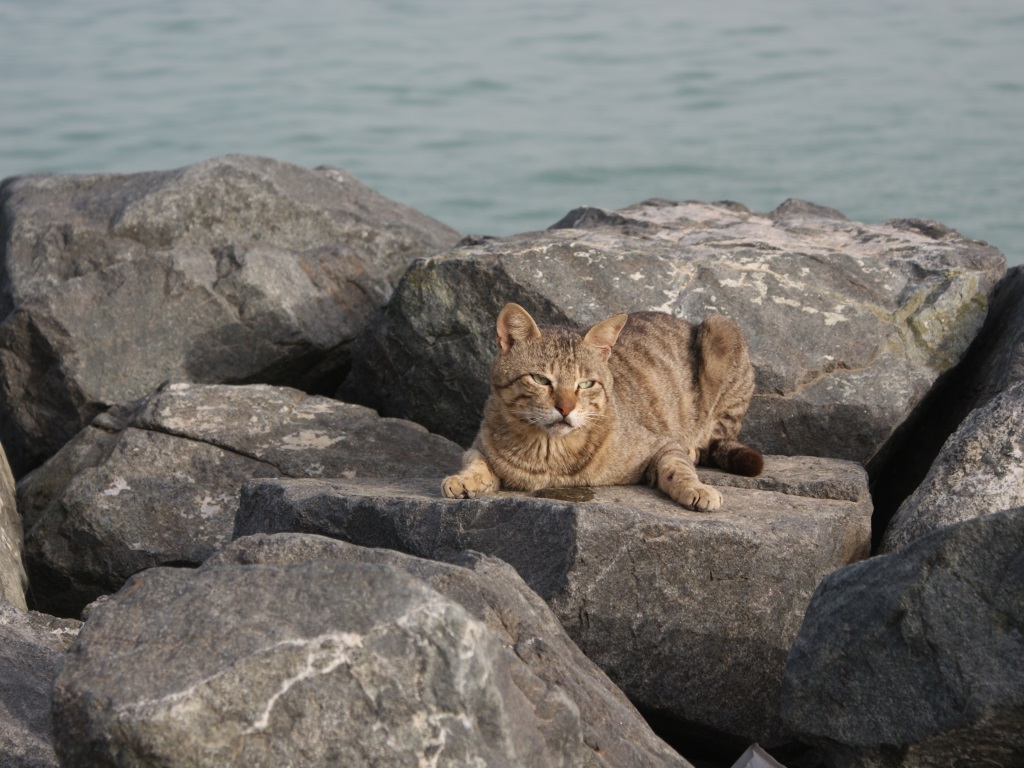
[782, 506, 1024, 768]
[344, 198, 1005, 463]
[0, 154, 461, 476]
[19, 383, 463, 616]
[236, 454, 873, 746]
[53, 555, 668, 768]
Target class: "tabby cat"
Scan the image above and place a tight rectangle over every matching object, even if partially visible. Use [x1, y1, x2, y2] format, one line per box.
[442, 303, 763, 511]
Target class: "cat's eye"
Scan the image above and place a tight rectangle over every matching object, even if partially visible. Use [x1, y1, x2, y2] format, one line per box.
[578, 380, 595, 390]
[531, 373, 552, 386]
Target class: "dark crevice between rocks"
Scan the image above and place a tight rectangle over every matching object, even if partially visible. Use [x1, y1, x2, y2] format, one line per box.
[25, 555, 110, 619]
[638, 707, 826, 768]
[253, 343, 353, 399]
[867, 267, 1024, 552]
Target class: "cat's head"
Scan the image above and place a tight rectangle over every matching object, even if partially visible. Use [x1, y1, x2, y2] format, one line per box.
[489, 303, 626, 437]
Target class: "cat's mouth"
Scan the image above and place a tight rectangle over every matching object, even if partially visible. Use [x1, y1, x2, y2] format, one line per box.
[520, 408, 582, 435]
[542, 414, 578, 435]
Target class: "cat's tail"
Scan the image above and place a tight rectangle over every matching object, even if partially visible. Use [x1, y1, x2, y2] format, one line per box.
[706, 439, 764, 477]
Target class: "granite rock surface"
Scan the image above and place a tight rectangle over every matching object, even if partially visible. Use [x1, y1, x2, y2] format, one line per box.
[0, 155, 460, 476]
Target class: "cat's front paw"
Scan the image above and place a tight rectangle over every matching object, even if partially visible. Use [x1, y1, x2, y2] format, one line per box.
[442, 475, 473, 498]
[441, 472, 497, 499]
[442, 449, 501, 499]
[668, 482, 722, 512]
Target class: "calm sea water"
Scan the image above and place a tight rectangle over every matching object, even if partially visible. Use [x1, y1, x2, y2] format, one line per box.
[2, 1, 1022, 264]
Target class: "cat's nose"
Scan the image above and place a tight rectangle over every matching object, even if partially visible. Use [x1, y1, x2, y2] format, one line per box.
[554, 391, 575, 417]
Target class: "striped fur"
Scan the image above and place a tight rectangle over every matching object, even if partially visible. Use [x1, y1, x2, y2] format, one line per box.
[442, 303, 762, 511]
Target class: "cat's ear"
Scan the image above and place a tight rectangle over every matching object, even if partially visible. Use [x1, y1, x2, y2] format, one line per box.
[496, 303, 542, 354]
[583, 313, 627, 359]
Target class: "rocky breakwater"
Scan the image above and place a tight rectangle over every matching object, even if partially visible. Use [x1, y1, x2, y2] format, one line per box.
[781, 507, 1024, 768]
[1, 166, 1021, 767]
[236, 455, 872, 749]
[776, 266, 1024, 767]
[53, 534, 689, 768]
[344, 198, 1005, 467]
[17, 382, 463, 617]
[0, 155, 460, 477]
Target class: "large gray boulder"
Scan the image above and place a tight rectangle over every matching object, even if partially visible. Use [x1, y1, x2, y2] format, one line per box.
[0, 599, 80, 768]
[19, 383, 462, 617]
[205, 533, 691, 767]
[868, 265, 1024, 547]
[880, 379, 1024, 553]
[1, 442, 27, 610]
[343, 199, 1005, 463]
[0, 154, 461, 477]
[52, 556, 667, 767]
[781, 507, 1024, 768]
[235, 454, 873, 746]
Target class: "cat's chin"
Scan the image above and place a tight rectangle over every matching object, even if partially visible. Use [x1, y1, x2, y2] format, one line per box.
[543, 422, 578, 438]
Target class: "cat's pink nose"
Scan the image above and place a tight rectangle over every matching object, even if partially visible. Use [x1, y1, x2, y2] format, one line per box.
[557, 403, 573, 416]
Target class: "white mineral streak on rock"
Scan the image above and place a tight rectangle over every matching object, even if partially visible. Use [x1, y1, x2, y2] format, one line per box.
[572, 248, 600, 266]
[772, 296, 802, 308]
[198, 494, 232, 519]
[294, 398, 341, 417]
[245, 632, 364, 733]
[101, 478, 131, 497]
[411, 710, 481, 768]
[278, 431, 344, 451]
[396, 598, 492, 720]
[652, 291, 677, 314]
[49, 625, 80, 641]
[157, 416, 192, 432]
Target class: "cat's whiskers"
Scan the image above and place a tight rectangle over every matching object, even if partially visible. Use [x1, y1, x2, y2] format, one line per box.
[519, 409, 555, 427]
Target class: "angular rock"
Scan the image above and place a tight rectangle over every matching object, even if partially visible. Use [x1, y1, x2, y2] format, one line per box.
[959, 265, 1024, 401]
[868, 266, 1024, 547]
[1, 441, 27, 610]
[781, 507, 1024, 768]
[880, 379, 1024, 552]
[54, 557, 639, 767]
[0, 599, 81, 768]
[0, 154, 461, 477]
[235, 454, 873, 746]
[19, 383, 462, 617]
[205, 533, 691, 767]
[343, 199, 1005, 463]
